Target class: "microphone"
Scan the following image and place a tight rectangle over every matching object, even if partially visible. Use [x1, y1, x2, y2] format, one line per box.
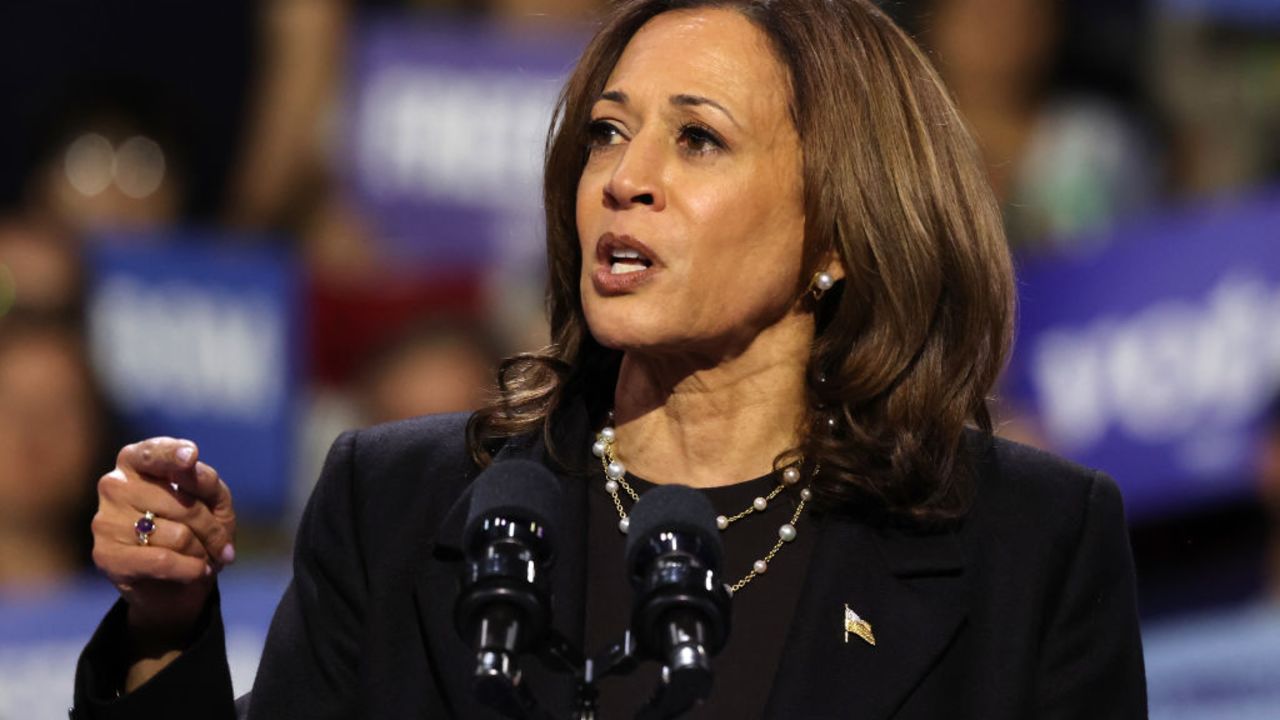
[625, 485, 732, 719]
[454, 460, 561, 719]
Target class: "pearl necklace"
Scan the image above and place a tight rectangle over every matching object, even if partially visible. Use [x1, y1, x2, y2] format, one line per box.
[591, 417, 813, 595]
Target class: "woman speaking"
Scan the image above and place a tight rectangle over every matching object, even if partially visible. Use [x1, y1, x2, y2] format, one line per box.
[73, 0, 1147, 717]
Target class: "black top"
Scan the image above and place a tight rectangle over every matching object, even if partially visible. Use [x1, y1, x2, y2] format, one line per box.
[584, 469, 816, 718]
[71, 407, 1148, 719]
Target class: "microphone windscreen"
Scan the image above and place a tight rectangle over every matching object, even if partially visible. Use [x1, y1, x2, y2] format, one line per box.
[465, 459, 562, 545]
[624, 485, 722, 572]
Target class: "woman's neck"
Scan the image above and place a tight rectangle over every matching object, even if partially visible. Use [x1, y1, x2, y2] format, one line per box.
[610, 317, 811, 489]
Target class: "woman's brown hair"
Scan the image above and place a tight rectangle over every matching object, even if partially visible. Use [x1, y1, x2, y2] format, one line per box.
[467, 0, 1015, 526]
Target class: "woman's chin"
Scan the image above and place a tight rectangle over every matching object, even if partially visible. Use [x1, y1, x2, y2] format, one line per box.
[585, 315, 684, 355]
[588, 327, 664, 353]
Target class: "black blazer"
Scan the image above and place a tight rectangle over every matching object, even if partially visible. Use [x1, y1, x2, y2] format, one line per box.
[74, 406, 1147, 719]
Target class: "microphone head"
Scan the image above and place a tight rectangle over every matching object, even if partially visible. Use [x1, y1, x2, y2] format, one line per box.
[464, 459, 562, 547]
[624, 484, 723, 573]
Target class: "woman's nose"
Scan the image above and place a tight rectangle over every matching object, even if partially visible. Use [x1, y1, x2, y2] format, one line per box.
[602, 139, 666, 211]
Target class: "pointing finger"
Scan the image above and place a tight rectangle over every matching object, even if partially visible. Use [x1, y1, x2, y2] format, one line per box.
[118, 439, 230, 510]
[118, 437, 199, 484]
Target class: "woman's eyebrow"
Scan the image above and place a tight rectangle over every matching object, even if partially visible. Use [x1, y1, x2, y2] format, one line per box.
[599, 89, 628, 105]
[670, 93, 741, 129]
[596, 90, 741, 129]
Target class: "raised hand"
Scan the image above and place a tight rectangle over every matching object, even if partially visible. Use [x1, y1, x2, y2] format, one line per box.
[91, 437, 237, 690]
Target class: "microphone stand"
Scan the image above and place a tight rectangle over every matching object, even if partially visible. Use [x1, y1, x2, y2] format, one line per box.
[569, 627, 708, 720]
[572, 630, 641, 720]
[475, 608, 716, 720]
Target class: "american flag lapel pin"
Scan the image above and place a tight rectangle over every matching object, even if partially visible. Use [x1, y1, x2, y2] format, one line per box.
[844, 603, 876, 646]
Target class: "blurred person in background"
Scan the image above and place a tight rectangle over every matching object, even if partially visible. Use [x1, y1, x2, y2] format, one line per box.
[356, 319, 499, 425]
[0, 316, 110, 595]
[908, 0, 1161, 252]
[1153, 16, 1280, 197]
[226, 0, 346, 235]
[0, 0, 254, 224]
[0, 215, 84, 321]
[0, 203, 111, 595]
[22, 91, 187, 235]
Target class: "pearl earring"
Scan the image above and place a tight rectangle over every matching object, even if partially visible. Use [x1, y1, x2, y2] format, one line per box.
[811, 271, 835, 300]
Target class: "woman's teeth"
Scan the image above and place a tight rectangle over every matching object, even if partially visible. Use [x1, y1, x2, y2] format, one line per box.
[608, 248, 650, 274]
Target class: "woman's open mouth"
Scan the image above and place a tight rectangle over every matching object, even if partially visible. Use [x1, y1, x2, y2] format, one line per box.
[593, 233, 661, 293]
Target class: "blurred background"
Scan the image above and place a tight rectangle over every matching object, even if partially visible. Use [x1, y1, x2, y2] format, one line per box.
[0, 0, 1276, 716]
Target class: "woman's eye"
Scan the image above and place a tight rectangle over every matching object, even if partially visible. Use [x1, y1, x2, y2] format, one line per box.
[678, 123, 725, 155]
[586, 120, 625, 149]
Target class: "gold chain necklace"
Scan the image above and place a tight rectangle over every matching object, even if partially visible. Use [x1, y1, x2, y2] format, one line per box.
[591, 418, 813, 595]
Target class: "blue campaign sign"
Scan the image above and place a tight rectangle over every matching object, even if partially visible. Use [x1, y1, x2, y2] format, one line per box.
[86, 234, 300, 519]
[1004, 188, 1280, 519]
[340, 15, 584, 270]
[0, 565, 289, 718]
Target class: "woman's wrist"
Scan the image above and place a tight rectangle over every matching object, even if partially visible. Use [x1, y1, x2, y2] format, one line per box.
[123, 647, 187, 694]
[120, 583, 216, 694]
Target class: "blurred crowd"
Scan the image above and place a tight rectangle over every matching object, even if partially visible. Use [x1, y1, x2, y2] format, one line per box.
[0, 0, 1278, 625]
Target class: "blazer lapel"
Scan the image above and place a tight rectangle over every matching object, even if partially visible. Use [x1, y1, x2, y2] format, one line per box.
[763, 515, 969, 720]
[413, 413, 590, 718]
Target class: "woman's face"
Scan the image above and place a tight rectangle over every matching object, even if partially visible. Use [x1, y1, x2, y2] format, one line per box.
[576, 8, 812, 358]
[0, 331, 99, 522]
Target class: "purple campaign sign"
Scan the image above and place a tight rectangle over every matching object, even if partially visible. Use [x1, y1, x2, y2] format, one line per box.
[341, 15, 585, 269]
[1004, 188, 1280, 519]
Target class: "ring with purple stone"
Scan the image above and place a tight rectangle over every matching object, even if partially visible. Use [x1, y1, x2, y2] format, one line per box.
[134, 511, 157, 546]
